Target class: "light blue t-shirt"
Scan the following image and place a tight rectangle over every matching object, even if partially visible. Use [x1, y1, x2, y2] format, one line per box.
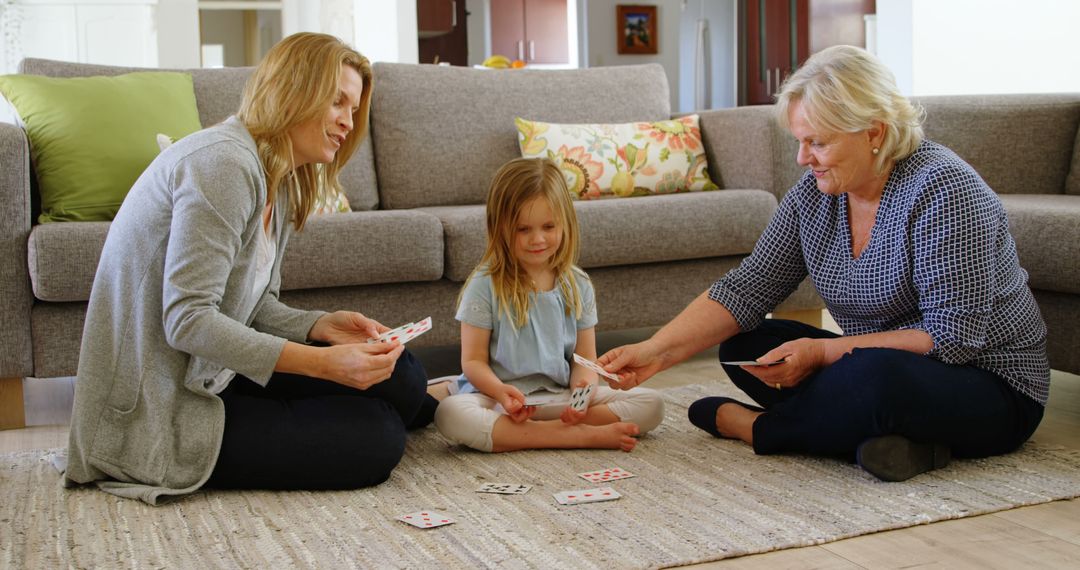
[454, 267, 598, 395]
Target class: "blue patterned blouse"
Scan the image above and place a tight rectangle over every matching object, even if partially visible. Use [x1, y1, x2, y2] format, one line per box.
[709, 140, 1050, 405]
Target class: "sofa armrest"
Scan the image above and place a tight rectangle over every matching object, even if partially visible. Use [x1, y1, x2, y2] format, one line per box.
[698, 106, 805, 201]
[0, 122, 34, 377]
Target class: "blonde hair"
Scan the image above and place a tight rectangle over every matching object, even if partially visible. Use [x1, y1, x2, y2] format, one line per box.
[775, 45, 924, 174]
[237, 32, 373, 230]
[462, 158, 586, 328]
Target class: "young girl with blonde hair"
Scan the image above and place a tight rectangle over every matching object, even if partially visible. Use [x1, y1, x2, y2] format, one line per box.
[434, 158, 664, 452]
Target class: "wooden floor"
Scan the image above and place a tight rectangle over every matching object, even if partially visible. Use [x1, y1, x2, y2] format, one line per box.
[3, 314, 1079, 568]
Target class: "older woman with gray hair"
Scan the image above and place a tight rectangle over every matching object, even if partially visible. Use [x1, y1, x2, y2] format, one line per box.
[598, 45, 1048, 482]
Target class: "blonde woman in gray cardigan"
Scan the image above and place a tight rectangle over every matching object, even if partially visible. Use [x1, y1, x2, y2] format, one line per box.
[64, 33, 435, 504]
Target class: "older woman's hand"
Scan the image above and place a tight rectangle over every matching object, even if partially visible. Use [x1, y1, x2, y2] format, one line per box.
[743, 337, 828, 389]
[320, 340, 404, 390]
[309, 311, 389, 345]
[598, 340, 665, 390]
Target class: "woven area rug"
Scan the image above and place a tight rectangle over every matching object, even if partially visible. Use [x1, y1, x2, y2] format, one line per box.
[4, 383, 1080, 569]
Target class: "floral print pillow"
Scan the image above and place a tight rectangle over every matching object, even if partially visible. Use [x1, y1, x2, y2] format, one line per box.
[515, 115, 719, 199]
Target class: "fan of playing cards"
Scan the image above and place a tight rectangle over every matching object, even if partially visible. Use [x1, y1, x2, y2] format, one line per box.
[367, 317, 432, 345]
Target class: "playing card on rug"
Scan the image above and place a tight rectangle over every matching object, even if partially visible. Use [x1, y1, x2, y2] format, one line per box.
[397, 510, 455, 529]
[476, 483, 531, 495]
[568, 383, 595, 412]
[572, 353, 620, 382]
[578, 467, 636, 484]
[553, 487, 621, 505]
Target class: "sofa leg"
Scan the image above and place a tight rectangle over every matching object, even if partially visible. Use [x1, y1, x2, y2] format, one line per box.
[772, 309, 823, 328]
[0, 377, 26, 430]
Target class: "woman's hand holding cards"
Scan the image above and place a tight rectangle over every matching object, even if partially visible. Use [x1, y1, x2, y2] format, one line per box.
[596, 341, 664, 390]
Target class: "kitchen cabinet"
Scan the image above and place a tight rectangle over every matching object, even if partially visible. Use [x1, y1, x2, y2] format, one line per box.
[490, 0, 566, 65]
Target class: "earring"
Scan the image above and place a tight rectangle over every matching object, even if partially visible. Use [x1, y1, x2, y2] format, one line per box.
[872, 147, 880, 155]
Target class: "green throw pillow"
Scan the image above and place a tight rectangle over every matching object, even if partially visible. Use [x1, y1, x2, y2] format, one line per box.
[0, 72, 202, 223]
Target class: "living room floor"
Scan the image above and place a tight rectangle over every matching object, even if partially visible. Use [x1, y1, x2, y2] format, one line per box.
[3, 311, 1078, 568]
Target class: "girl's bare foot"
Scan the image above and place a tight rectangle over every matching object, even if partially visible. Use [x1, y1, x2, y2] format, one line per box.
[580, 422, 640, 452]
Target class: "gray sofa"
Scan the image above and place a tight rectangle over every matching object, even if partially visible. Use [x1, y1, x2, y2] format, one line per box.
[1, 59, 1078, 430]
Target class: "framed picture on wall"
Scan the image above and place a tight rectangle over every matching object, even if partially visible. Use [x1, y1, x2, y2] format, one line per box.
[617, 5, 658, 55]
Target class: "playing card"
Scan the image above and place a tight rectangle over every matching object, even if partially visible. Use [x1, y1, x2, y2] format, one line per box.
[569, 383, 595, 412]
[572, 353, 620, 382]
[476, 483, 531, 495]
[368, 321, 414, 344]
[720, 359, 785, 366]
[369, 317, 433, 345]
[553, 487, 621, 505]
[578, 467, 636, 484]
[397, 316, 432, 343]
[524, 392, 565, 407]
[397, 510, 455, 529]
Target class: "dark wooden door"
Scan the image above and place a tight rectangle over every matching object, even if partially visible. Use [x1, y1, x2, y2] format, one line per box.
[418, 0, 468, 65]
[739, 0, 809, 106]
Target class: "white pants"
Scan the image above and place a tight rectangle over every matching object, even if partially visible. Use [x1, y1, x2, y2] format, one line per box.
[434, 386, 665, 452]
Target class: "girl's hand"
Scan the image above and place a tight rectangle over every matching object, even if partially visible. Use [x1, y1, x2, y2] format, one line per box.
[498, 385, 534, 423]
[320, 341, 404, 389]
[744, 337, 827, 389]
[597, 340, 663, 390]
[560, 378, 592, 424]
[309, 311, 388, 345]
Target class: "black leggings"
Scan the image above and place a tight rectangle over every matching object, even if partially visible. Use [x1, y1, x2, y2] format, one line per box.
[206, 349, 428, 490]
[720, 319, 1044, 460]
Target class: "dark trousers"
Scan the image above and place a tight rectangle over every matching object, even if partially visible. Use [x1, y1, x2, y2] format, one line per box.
[206, 349, 428, 490]
[719, 319, 1044, 460]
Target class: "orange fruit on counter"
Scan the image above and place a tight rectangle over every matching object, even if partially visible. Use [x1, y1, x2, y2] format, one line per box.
[511, 60, 526, 69]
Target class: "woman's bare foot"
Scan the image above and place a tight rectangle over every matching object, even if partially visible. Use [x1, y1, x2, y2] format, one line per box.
[715, 403, 759, 444]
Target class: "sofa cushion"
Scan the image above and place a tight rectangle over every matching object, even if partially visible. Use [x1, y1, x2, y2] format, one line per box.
[420, 189, 777, 282]
[371, 62, 671, 209]
[917, 94, 1080, 196]
[1067, 121, 1080, 196]
[280, 210, 444, 290]
[0, 71, 203, 223]
[28, 221, 109, 301]
[28, 211, 444, 302]
[515, 115, 718, 199]
[17, 58, 380, 212]
[998, 194, 1080, 295]
[697, 105, 805, 201]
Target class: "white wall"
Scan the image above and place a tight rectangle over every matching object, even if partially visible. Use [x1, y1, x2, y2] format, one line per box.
[353, 0, 417, 64]
[677, 0, 736, 112]
[157, 0, 200, 68]
[587, 0, 681, 111]
[877, 0, 1080, 96]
